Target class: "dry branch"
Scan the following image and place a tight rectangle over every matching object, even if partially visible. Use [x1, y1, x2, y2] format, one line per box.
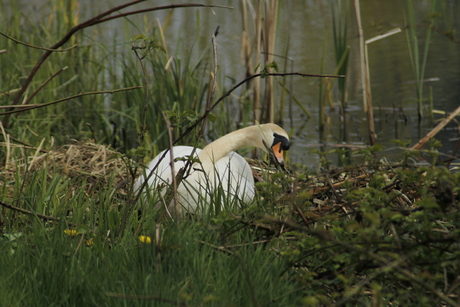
[411, 105, 460, 150]
[0, 31, 77, 52]
[0, 86, 142, 116]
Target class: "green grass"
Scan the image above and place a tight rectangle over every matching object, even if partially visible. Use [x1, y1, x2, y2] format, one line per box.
[3, 154, 460, 306]
[0, 219, 297, 306]
[2, 1, 460, 306]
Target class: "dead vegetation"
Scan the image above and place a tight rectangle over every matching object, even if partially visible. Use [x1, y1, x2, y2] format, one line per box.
[0, 141, 137, 213]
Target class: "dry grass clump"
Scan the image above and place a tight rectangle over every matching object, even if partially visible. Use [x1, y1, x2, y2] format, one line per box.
[1, 140, 136, 199]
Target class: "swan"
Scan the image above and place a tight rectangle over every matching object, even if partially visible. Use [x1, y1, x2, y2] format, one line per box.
[134, 123, 290, 215]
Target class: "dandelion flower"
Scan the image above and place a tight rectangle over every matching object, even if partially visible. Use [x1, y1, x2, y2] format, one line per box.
[64, 229, 78, 236]
[139, 235, 152, 244]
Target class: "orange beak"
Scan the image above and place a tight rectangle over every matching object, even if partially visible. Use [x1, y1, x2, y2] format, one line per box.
[271, 142, 284, 165]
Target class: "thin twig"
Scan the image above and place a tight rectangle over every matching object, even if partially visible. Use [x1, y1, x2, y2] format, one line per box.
[176, 72, 343, 147]
[21, 66, 69, 107]
[133, 45, 150, 143]
[163, 114, 180, 220]
[0, 199, 79, 227]
[411, 105, 460, 150]
[96, 4, 233, 26]
[0, 31, 78, 52]
[0, 86, 142, 116]
[354, 0, 376, 145]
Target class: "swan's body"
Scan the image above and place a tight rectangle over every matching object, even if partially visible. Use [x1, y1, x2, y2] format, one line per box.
[134, 123, 290, 215]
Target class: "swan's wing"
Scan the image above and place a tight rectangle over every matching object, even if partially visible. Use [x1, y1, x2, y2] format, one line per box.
[212, 152, 255, 204]
[134, 146, 202, 205]
[135, 147, 254, 213]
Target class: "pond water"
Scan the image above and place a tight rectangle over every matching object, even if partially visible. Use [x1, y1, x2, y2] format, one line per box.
[6, 0, 460, 167]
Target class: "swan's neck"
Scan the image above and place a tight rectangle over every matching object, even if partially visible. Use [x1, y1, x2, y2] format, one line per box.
[198, 125, 264, 164]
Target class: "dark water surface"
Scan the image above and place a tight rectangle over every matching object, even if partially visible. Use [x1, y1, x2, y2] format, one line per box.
[6, 0, 460, 167]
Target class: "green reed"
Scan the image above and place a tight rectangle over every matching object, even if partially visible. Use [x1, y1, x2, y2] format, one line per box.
[406, 0, 437, 119]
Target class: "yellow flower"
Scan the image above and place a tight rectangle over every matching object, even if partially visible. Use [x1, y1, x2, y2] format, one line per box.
[64, 229, 78, 236]
[85, 238, 94, 246]
[139, 235, 152, 244]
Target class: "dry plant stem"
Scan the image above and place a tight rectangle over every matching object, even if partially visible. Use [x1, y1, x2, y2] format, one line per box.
[445, 136, 460, 167]
[201, 32, 219, 137]
[411, 105, 460, 150]
[133, 48, 149, 142]
[180, 71, 344, 145]
[0, 199, 80, 228]
[263, 0, 278, 123]
[197, 240, 234, 255]
[1, 1, 233, 127]
[353, 0, 376, 145]
[253, 1, 262, 123]
[241, 0, 262, 122]
[21, 66, 68, 107]
[164, 115, 180, 220]
[0, 31, 77, 52]
[0, 122, 10, 165]
[0, 87, 142, 116]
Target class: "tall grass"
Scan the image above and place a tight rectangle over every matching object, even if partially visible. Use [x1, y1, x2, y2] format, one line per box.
[332, 0, 350, 112]
[2, 2, 460, 306]
[406, 0, 437, 119]
[240, 0, 282, 124]
[0, 2, 234, 164]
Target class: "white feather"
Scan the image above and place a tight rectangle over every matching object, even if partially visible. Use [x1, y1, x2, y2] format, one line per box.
[134, 123, 289, 215]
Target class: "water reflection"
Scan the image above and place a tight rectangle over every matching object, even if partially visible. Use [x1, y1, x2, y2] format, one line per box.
[5, 0, 460, 167]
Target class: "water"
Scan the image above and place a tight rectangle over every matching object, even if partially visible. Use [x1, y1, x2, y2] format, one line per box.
[5, 0, 460, 167]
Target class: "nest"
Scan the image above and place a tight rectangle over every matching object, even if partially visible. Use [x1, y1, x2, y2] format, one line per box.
[2, 140, 137, 199]
[247, 159, 459, 232]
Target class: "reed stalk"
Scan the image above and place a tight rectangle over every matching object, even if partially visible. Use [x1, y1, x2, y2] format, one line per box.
[240, 0, 279, 124]
[354, 0, 376, 145]
[332, 0, 350, 112]
[406, 0, 437, 120]
[241, 0, 262, 123]
[262, 0, 279, 124]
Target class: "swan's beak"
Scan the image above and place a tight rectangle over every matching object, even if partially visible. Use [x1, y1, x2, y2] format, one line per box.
[271, 142, 285, 165]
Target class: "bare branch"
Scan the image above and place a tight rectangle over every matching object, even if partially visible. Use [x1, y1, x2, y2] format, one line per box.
[0, 86, 142, 116]
[0, 31, 78, 52]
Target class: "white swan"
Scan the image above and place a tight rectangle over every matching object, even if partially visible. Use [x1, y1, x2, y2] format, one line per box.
[134, 123, 290, 215]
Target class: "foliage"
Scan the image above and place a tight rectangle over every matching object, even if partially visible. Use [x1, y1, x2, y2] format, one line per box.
[1, 1, 459, 306]
[2, 140, 460, 306]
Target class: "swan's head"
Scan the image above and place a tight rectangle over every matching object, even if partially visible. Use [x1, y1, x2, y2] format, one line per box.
[259, 124, 291, 165]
